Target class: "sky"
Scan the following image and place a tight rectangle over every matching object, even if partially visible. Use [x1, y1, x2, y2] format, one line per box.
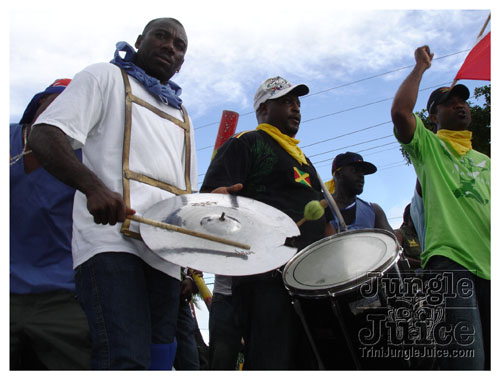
[5, 1, 494, 348]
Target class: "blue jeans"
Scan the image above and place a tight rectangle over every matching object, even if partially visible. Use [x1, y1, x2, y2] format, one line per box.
[75, 252, 180, 369]
[423, 255, 490, 370]
[174, 302, 200, 370]
[208, 293, 242, 370]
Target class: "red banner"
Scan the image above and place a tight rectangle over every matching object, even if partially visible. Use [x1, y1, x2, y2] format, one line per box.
[211, 110, 239, 160]
[454, 31, 490, 81]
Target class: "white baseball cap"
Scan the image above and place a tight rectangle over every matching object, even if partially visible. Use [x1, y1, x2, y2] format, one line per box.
[253, 76, 309, 111]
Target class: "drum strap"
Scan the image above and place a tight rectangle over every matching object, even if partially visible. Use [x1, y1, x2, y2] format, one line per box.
[119, 68, 193, 239]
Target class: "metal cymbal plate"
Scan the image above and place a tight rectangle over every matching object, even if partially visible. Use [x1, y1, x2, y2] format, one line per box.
[140, 193, 299, 276]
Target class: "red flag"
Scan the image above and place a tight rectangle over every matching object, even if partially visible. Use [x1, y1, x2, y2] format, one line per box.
[454, 31, 490, 81]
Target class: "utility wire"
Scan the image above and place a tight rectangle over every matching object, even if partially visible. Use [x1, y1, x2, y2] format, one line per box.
[378, 163, 408, 171]
[192, 49, 470, 134]
[300, 121, 392, 149]
[313, 144, 401, 169]
[194, 49, 472, 178]
[308, 135, 394, 159]
[198, 139, 400, 176]
[298, 82, 448, 146]
[363, 145, 401, 157]
[195, 81, 448, 157]
[311, 140, 398, 165]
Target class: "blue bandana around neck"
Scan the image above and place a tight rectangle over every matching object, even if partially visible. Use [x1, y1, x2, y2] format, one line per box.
[110, 41, 183, 109]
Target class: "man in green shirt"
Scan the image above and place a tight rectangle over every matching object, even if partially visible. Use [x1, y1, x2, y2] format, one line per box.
[391, 46, 490, 370]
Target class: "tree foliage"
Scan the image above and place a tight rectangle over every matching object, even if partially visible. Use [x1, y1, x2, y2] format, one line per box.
[400, 84, 491, 164]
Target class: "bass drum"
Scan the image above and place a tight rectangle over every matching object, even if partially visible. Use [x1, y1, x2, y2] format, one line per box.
[283, 229, 410, 370]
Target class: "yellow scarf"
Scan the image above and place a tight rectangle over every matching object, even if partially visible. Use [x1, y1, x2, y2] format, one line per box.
[436, 129, 473, 156]
[325, 178, 335, 194]
[256, 123, 308, 166]
[324, 166, 343, 194]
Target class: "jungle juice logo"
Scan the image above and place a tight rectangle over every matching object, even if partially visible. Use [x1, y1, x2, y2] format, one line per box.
[355, 270, 477, 358]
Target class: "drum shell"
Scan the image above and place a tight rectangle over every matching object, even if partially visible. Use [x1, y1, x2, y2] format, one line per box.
[283, 229, 411, 369]
[283, 229, 402, 299]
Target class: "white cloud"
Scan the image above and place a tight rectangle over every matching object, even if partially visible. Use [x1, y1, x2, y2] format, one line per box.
[9, 4, 491, 120]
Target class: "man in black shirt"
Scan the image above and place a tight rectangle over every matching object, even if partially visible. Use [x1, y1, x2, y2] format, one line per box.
[201, 76, 333, 369]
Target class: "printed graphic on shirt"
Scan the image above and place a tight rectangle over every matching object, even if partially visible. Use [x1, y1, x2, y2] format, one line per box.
[246, 138, 278, 194]
[408, 238, 420, 248]
[293, 167, 311, 188]
[440, 141, 489, 205]
[452, 158, 489, 204]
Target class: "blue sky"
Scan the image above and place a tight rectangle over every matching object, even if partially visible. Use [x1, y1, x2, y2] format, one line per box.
[7, 1, 493, 343]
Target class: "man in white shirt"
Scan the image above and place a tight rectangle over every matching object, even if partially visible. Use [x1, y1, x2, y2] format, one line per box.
[29, 18, 197, 370]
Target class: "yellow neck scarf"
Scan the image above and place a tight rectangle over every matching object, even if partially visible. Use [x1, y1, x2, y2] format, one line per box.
[256, 123, 308, 166]
[325, 178, 335, 194]
[436, 129, 473, 156]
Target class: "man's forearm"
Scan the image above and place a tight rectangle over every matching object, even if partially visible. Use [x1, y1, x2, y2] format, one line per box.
[28, 124, 103, 195]
[392, 63, 428, 116]
[29, 124, 133, 225]
[390, 63, 428, 144]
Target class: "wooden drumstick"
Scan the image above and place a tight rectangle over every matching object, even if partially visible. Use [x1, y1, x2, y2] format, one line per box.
[129, 214, 251, 250]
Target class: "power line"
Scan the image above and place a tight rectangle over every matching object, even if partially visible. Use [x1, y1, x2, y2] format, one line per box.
[300, 121, 391, 149]
[194, 50, 470, 177]
[308, 135, 394, 159]
[198, 139, 404, 177]
[301, 49, 470, 99]
[377, 160, 407, 169]
[192, 49, 470, 134]
[194, 81, 447, 157]
[378, 163, 408, 171]
[298, 82, 449, 148]
[388, 216, 403, 221]
[311, 140, 397, 165]
[313, 144, 401, 169]
[363, 145, 401, 157]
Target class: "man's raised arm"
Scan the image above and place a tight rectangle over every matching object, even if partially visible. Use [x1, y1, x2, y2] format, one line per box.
[391, 45, 434, 144]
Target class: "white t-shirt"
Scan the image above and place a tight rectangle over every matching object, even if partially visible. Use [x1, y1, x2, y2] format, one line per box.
[34, 62, 198, 280]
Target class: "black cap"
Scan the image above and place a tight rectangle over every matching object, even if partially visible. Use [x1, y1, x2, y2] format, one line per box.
[332, 152, 377, 175]
[427, 84, 470, 114]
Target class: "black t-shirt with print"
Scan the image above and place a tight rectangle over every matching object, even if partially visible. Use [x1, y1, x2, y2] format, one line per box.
[201, 129, 327, 251]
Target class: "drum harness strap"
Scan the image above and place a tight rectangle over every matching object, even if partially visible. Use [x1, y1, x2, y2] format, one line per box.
[119, 68, 193, 240]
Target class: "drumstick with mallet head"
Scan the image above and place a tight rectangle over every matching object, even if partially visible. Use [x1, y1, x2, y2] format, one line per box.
[296, 199, 328, 227]
[295, 174, 348, 232]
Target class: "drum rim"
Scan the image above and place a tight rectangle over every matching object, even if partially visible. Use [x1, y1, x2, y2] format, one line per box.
[283, 228, 402, 298]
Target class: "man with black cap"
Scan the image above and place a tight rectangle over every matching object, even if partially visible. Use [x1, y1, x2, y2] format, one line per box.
[201, 76, 334, 369]
[327, 151, 393, 232]
[10, 80, 91, 369]
[391, 45, 490, 370]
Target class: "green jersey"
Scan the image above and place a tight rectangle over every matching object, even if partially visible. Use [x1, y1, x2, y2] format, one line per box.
[399, 116, 490, 279]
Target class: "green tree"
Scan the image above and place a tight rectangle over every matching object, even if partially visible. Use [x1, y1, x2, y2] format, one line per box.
[401, 84, 491, 164]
